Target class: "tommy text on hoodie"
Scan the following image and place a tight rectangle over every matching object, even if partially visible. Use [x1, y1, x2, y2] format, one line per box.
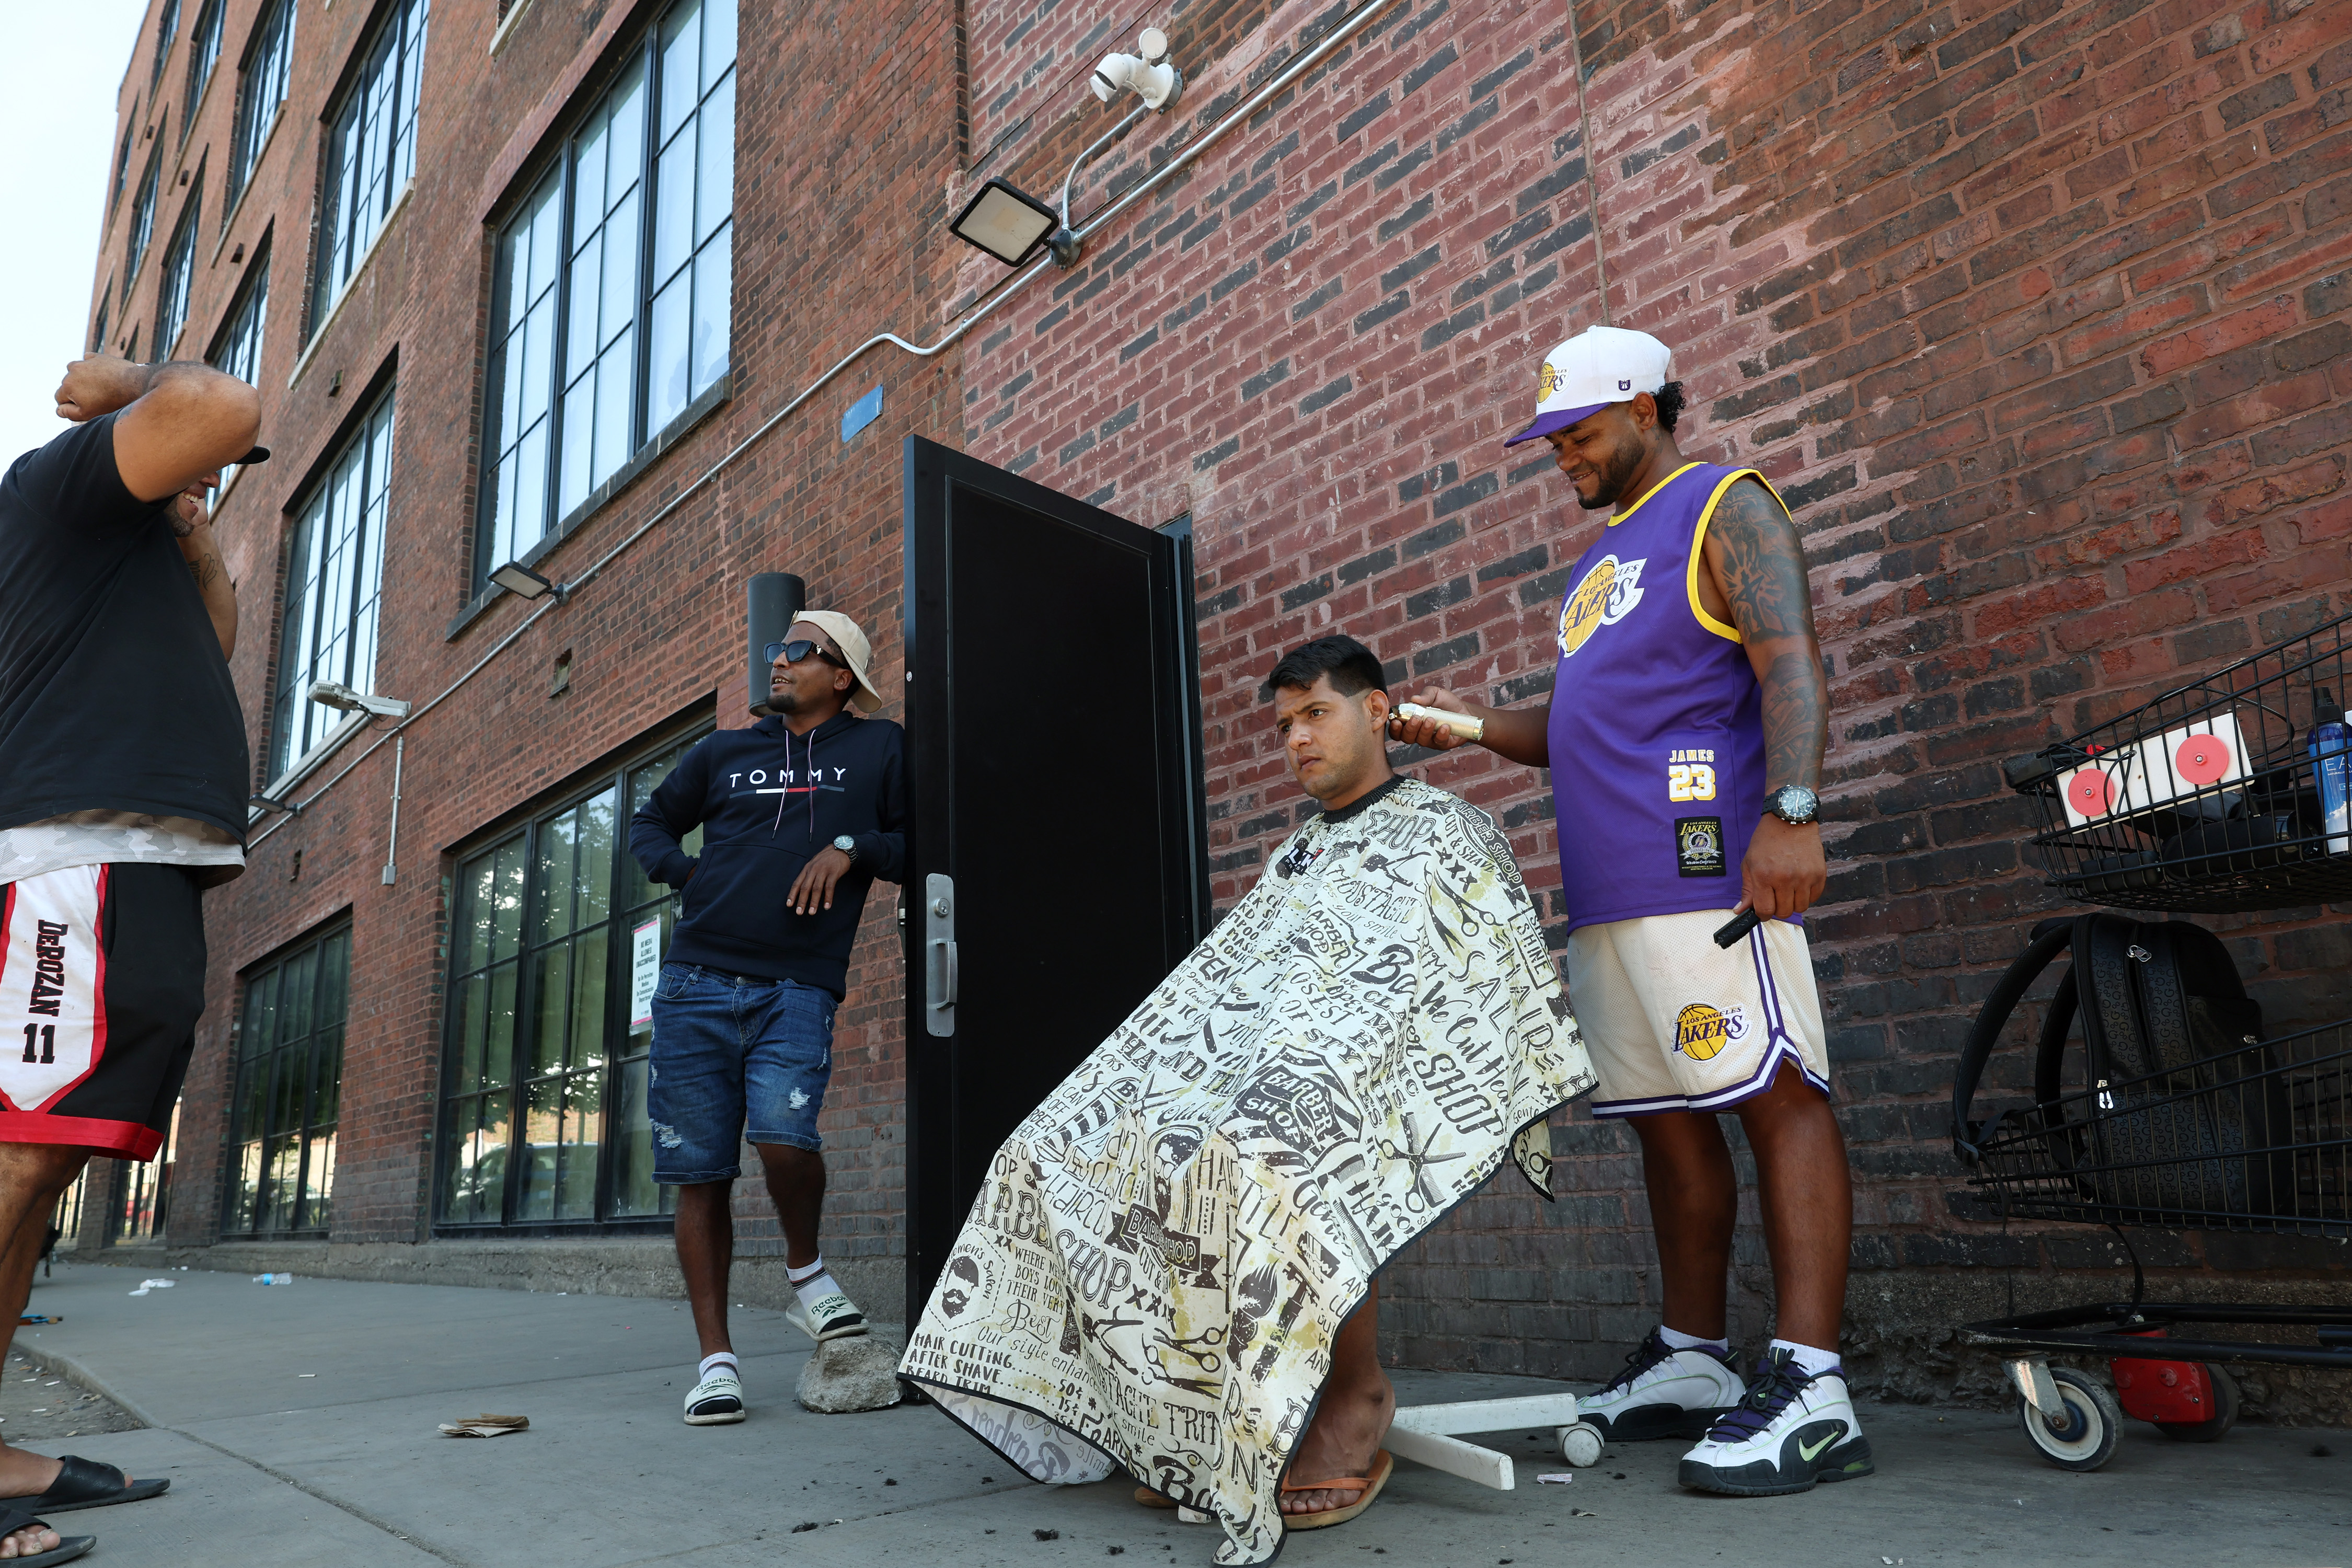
[628, 711, 907, 998]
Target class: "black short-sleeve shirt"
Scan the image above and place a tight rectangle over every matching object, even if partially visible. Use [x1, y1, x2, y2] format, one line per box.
[0, 417, 249, 840]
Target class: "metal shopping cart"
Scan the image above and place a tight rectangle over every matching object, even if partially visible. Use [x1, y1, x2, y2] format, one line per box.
[1949, 611, 2352, 1471]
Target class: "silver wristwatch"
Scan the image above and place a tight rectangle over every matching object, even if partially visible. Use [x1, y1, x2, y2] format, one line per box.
[1765, 786, 1820, 826]
[832, 834, 858, 862]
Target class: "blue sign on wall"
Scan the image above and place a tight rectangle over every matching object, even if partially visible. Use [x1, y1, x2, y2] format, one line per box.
[842, 385, 884, 443]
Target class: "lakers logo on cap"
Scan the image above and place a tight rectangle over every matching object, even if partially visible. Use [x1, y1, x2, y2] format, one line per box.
[1555, 554, 1649, 658]
[1536, 361, 1558, 402]
[1672, 1002, 1747, 1062]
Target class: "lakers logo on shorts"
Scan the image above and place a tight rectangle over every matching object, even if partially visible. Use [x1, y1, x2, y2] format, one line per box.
[1672, 1002, 1748, 1062]
[1556, 554, 1649, 658]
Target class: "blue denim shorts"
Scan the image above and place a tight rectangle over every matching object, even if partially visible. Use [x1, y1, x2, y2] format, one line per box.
[647, 963, 836, 1183]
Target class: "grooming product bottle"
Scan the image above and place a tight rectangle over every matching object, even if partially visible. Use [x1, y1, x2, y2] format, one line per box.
[2310, 688, 2350, 855]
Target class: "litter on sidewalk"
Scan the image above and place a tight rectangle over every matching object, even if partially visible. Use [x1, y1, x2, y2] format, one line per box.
[1535, 1473, 1574, 1484]
[439, 1413, 529, 1438]
[128, 1278, 176, 1296]
[251, 1273, 294, 1285]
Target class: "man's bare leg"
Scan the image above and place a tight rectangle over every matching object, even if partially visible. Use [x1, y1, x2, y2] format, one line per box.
[0, 1144, 94, 1557]
[1626, 1109, 1739, 1340]
[752, 1143, 825, 1271]
[673, 1179, 736, 1357]
[1278, 1280, 1393, 1517]
[1732, 1062, 1851, 1350]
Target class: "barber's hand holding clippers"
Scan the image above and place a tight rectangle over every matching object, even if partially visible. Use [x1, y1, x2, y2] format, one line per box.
[1715, 804, 1827, 948]
[1386, 688, 1484, 750]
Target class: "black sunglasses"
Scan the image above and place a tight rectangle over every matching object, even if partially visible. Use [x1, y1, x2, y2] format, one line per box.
[765, 639, 846, 669]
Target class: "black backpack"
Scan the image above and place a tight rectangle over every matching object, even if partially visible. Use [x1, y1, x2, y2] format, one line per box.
[1951, 913, 2290, 1225]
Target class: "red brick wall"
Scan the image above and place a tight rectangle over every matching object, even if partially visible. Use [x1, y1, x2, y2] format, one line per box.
[962, 0, 2350, 1411]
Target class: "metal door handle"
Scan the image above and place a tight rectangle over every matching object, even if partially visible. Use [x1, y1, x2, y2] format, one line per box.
[922, 873, 956, 1036]
[927, 938, 959, 1009]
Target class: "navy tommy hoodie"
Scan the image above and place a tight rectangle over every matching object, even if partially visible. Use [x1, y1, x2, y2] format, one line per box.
[628, 711, 908, 998]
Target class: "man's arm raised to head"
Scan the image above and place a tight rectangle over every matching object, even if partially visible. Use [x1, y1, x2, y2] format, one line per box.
[54, 358, 261, 503]
[1701, 475, 1829, 918]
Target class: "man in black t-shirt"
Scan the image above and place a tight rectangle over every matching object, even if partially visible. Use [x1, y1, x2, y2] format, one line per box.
[0, 356, 261, 1548]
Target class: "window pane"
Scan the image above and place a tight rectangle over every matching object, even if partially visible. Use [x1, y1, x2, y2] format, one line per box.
[532, 942, 571, 1076]
[695, 72, 733, 247]
[659, 1, 701, 145]
[312, 0, 430, 325]
[653, 133, 694, 287]
[222, 927, 350, 1238]
[272, 387, 395, 779]
[570, 926, 609, 1068]
[558, 1072, 602, 1217]
[517, 1073, 562, 1221]
[647, 273, 690, 434]
[491, 838, 527, 960]
[702, 0, 736, 93]
[693, 232, 730, 399]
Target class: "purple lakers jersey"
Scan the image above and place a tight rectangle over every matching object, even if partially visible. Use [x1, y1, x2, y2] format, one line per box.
[1546, 462, 1790, 932]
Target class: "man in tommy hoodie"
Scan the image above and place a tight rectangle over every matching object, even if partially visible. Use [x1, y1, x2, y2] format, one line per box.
[630, 609, 907, 1426]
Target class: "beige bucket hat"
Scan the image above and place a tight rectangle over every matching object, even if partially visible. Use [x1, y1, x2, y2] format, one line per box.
[790, 609, 884, 713]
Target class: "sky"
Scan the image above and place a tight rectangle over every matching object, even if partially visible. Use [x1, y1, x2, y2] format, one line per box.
[0, 2, 151, 469]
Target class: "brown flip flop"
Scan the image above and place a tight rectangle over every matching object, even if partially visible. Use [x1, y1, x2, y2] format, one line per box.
[1278, 1449, 1394, 1531]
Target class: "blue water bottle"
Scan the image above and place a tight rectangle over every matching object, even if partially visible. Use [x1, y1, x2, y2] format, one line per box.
[2310, 689, 2350, 856]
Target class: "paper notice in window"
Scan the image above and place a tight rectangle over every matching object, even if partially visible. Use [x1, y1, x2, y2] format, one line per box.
[630, 918, 662, 1028]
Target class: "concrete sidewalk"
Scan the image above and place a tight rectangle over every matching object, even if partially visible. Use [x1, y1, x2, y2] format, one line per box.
[12, 1259, 2349, 1567]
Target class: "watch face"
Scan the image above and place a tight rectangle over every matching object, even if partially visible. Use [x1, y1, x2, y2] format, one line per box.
[1775, 788, 1819, 821]
[833, 835, 856, 852]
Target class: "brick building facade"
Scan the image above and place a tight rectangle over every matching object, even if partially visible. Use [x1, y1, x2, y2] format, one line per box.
[74, 0, 2348, 1416]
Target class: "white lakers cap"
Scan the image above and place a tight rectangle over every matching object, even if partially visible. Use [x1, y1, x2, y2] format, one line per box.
[1504, 325, 1676, 446]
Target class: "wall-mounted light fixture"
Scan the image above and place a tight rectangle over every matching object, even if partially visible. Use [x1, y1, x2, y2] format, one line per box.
[1092, 28, 1181, 110]
[249, 792, 302, 817]
[949, 178, 1068, 268]
[307, 679, 412, 719]
[490, 559, 572, 604]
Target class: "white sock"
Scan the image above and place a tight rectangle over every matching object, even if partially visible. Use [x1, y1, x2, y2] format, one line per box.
[698, 1351, 739, 1381]
[787, 1255, 843, 1302]
[1659, 1324, 1730, 1354]
[1771, 1338, 1841, 1377]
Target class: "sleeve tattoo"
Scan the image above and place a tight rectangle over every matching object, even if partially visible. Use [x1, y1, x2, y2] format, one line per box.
[1710, 478, 1827, 793]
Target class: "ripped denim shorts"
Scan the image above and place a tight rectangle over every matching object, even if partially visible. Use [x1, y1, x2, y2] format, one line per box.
[646, 962, 837, 1184]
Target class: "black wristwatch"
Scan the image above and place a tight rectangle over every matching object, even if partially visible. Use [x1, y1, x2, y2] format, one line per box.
[832, 834, 859, 862]
[1765, 786, 1820, 826]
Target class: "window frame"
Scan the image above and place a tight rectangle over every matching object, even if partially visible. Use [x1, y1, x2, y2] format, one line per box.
[308, 0, 431, 339]
[269, 381, 397, 782]
[434, 719, 713, 1235]
[154, 177, 203, 358]
[92, 281, 112, 355]
[207, 239, 271, 496]
[109, 120, 136, 221]
[225, 0, 296, 222]
[126, 136, 163, 283]
[181, 0, 226, 140]
[149, 0, 182, 96]
[221, 923, 351, 1239]
[472, 0, 735, 592]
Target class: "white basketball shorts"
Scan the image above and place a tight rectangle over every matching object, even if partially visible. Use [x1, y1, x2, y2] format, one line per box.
[1564, 908, 1829, 1118]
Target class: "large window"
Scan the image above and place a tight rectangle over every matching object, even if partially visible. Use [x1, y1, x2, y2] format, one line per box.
[113, 1099, 180, 1244]
[92, 285, 110, 355]
[439, 730, 707, 1228]
[476, 0, 734, 587]
[127, 145, 161, 281]
[209, 246, 269, 492]
[312, 0, 430, 328]
[110, 123, 135, 218]
[270, 386, 394, 779]
[155, 188, 201, 356]
[183, 0, 225, 134]
[224, 928, 349, 1237]
[226, 0, 295, 216]
[150, 0, 181, 94]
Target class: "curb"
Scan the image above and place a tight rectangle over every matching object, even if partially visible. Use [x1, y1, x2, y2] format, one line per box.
[11, 1342, 165, 1432]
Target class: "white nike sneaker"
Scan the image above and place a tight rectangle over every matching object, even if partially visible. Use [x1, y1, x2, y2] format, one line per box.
[683, 1366, 747, 1425]
[1578, 1327, 1747, 1442]
[785, 1288, 869, 1343]
[1677, 1346, 1874, 1495]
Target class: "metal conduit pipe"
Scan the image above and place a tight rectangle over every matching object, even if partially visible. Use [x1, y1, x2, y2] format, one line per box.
[248, 0, 1405, 850]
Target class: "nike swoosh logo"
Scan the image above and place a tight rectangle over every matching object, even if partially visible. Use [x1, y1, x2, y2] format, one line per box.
[1798, 1425, 1845, 1461]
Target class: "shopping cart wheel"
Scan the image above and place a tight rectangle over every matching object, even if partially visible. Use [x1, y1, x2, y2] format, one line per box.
[2017, 1367, 2123, 1472]
[2154, 1364, 2241, 1443]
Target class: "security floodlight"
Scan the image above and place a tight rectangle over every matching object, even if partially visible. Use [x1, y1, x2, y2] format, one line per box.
[307, 680, 412, 720]
[1092, 29, 1182, 110]
[249, 792, 302, 817]
[490, 559, 571, 603]
[949, 178, 1067, 267]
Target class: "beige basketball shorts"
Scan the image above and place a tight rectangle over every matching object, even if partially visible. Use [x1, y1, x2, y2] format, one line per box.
[1564, 908, 1830, 1118]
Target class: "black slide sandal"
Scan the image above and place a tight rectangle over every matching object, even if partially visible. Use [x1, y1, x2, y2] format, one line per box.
[0, 1504, 93, 1567]
[1, 1456, 169, 1514]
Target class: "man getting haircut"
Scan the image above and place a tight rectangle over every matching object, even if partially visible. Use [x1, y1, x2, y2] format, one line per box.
[1394, 324, 1865, 1498]
[902, 635, 1594, 1564]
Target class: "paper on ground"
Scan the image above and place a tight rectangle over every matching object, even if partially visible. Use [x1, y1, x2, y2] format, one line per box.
[439, 1413, 529, 1438]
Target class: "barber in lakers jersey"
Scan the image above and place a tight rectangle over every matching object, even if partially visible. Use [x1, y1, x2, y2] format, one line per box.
[1392, 325, 1869, 1498]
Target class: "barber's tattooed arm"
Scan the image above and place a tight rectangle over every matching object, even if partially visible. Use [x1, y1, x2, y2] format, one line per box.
[1701, 476, 1828, 918]
[174, 494, 238, 660]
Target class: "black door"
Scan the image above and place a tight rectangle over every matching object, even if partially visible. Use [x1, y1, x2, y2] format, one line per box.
[901, 436, 1208, 1326]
